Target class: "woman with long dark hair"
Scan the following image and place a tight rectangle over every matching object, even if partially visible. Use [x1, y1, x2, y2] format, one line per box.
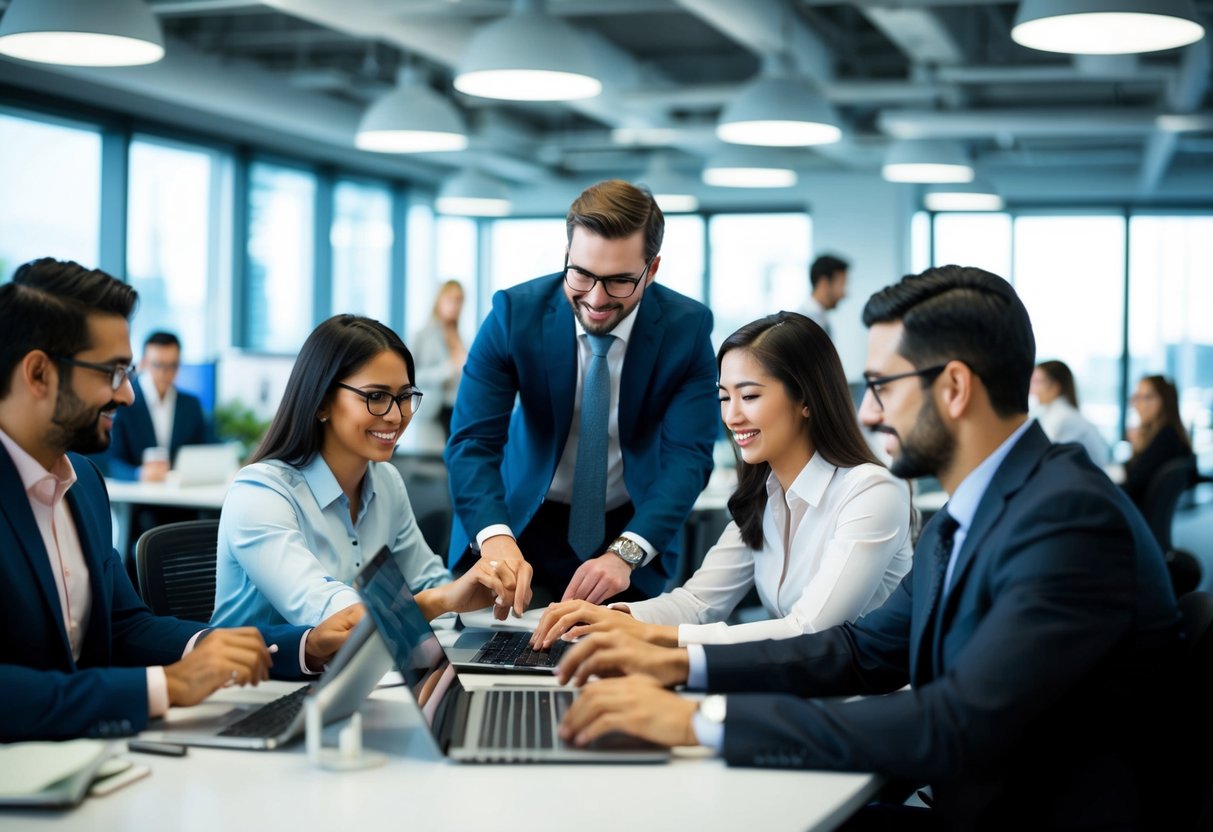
[211, 314, 530, 628]
[531, 311, 912, 648]
[1122, 374, 1193, 509]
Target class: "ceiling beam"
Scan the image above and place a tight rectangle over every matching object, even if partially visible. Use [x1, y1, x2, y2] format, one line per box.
[1138, 40, 1211, 194]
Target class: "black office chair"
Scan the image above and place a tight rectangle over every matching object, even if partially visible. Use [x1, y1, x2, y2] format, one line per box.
[135, 519, 221, 623]
[1141, 458, 1200, 597]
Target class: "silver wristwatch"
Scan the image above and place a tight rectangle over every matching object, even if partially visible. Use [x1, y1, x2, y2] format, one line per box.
[607, 537, 645, 569]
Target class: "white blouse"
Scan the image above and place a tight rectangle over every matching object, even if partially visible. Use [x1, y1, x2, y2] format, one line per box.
[626, 454, 913, 645]
[1036, 399, 1110, 465]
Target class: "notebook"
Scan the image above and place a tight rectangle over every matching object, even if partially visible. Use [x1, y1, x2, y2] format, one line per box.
[0, 740, 113, 807]
[172, 443, 240, 486]
[353, 546, 670, 764]
[136, 612, 390, 750]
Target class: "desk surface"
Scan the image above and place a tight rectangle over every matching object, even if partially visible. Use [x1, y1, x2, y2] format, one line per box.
[104, 479, 228, 510]
[0, 682, 879, 832]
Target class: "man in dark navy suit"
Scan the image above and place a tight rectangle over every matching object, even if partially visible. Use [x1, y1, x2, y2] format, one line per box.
[445, 180, 718, 605]
[107, 331, 212, 483]
[553, 265, 1182, 829]
[0, 258, 360, 742]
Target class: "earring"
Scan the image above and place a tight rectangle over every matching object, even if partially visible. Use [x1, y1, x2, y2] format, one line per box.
[319, 416, 329, 423]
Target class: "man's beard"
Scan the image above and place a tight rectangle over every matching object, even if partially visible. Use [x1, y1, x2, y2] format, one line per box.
[882, 396, 956, 481]
[48, 379, 117, 456]
[568, 295, 624, 336]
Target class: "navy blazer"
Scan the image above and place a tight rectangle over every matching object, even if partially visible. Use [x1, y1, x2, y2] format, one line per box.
[106, 383, 213, 481]
[0, 446, 308, 742]
[701, 424, 1181, 828]
[444, 274, 718, 567]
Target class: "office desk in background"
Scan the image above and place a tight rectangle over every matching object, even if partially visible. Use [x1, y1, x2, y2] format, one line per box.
[0, 680, 881, 832]
[104, 479, 228, 560]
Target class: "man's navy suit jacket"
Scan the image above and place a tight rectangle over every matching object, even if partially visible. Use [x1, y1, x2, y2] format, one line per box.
[701, 424, 1182, 828]
[444, 274, 719, 568]
[106, 383, 213, 481]
[0, 446, 307, 741]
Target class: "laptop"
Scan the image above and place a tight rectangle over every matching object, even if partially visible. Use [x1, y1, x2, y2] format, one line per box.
[172, 443, 240, 486]
[136, 611, 391, 750]
[353, 546, 670, 764]
[445, 624, 573, 674]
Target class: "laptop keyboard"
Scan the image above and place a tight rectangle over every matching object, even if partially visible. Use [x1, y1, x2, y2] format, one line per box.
[471, 631, 571, 668]
[478, 688, 574, 750]
[217, 685, 311, 738]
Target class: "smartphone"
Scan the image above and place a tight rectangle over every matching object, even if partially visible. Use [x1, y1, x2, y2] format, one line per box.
[90, 762, 151, 797]
[127, 739, 188, 757]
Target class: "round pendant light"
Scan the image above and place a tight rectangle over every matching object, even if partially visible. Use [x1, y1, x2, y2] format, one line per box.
[703, 148, 797, 189]
[0, 0, 164, 67]
[436, 169, 512, 217]
[638, 156, 700, 213]
[356, 68, 468, 154]
[717, 57, 842, 147]
[1012, 0, 1205, 55]
[882, 140, 975, 184]
[924, 181, 1005, 212]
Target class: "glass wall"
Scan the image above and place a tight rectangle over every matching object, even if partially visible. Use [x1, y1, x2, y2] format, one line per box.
[708, 213, 812, 347]
[127, 136, 229, 362]
[1128, 215, 1213, 447]
[657, 215, 705, 302]
[404, 203, 477, 344]
[933, 213, 1012, 279]
[246, 162, 316, 353]
[0, 110, 101, 277]
[331, 179, 393, 320]
[488, 218, 566, 294]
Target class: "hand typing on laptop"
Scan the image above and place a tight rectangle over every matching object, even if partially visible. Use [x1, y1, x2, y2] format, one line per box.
[559, 675, 698, 749]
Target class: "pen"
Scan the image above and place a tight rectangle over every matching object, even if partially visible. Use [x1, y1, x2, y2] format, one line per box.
[268, 644, 279, 655]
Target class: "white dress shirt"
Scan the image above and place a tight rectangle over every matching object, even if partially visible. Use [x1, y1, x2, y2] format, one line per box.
[1035, 400, 1110, 465]
[138, 372, 177, 450]
[798, 296, 831, 338]
[627, 454, 913, 645]
[475, 302, 657, 562]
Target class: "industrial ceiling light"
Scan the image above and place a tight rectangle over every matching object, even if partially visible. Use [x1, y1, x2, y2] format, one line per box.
[639, 156, 699, 213]
[716, 55, 842, 147]
[923, 181, 1005, 212]
[1012, 0, 1205, 55]
[454, 0, 602, 102]
[702, 148, 797, 189]
[0, 0, 164, 66]
[882, 140, 974, 184]
[436, 169, 512, 217]
[356, 68, 468, 154]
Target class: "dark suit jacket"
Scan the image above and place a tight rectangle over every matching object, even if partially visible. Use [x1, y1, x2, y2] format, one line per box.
[106, 384, 213, 481]
[0, 446, 308, 742]
[702, 424, 1181, 829]
[444, 274, 718, 568]
[1122, 424, 1193, 509]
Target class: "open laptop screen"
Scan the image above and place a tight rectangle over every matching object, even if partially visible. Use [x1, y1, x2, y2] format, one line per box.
[353, 546, 458, 730]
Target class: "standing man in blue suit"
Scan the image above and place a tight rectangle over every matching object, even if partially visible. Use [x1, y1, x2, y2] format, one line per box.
[553, 265, 1182, 828]
[108, 331, 213, 482]
[445, 180, 718, 605]
[0, 258, 360, 742]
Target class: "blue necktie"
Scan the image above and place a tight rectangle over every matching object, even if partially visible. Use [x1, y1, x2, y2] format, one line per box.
[568, 332, 614, 559]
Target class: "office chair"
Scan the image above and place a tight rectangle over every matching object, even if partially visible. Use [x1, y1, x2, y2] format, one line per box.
[135, 519, 221, 623]
[1142, 458, 1200, 597]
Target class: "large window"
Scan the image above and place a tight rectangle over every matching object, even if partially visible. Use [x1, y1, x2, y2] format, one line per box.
[0, 110, 101, 277]
[127, 137, 230, 362]
[488, 218, 566, 294]
[933, 213, 1012, 279]
[657, 215, 704, 301]
[1128, 215, 1213, 448]
[708, 213, 812, 347]
[331, 180, 393, 320]
[405, 204, 477, 341]
[246, 162, 316, 352]
[1014, 215, 1126, 442]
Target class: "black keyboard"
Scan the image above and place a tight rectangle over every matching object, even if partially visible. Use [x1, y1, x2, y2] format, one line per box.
[471, 631, 571, 668]
[478, 688, 574, 750]
[217, 685, 311, 738]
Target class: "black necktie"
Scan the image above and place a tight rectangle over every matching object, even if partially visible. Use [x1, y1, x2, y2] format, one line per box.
[922, 509, 959, 641]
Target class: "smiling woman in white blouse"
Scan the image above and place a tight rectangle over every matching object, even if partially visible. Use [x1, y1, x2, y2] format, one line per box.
[530, 311, 913, 649]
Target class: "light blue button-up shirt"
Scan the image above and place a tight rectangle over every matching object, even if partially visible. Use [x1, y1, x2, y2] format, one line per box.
[210, 455, 452, 627]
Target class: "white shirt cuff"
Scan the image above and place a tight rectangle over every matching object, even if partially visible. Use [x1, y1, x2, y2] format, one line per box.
[686, 643, 709, 690]
[146, 666, 169, 718]
[619, 531, 658, 567]
[300, 628, 321, 675]
[691, 708, 724, 753]
[476, 525, 515, 550]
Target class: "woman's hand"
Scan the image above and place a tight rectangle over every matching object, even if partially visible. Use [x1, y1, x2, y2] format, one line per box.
[529, 600, 678, 650]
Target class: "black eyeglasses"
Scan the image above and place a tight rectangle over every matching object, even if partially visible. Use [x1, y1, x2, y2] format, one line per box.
[52, 356, 137, 392]
[336, 382, 423, 417]
[563, 254, 655, 299]
[863, 363, 950, 410]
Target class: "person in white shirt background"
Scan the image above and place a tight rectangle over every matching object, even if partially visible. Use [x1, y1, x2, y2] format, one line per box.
[410, 279, 467, 452]
[797, 254, 849, 339]
[531, 311, 913, 650]
[1029, 359, 1110, 465]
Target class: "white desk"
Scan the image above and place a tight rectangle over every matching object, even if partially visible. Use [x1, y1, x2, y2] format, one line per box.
[104, 479, 228, 558]
[0, 681, 880, 832]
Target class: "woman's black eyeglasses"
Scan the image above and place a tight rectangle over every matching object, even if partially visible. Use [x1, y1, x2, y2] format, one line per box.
[336, 383, 423, 417]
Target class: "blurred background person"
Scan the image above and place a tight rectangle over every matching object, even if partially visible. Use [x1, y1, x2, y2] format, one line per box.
[1029, 360, 1110, 464]
[1123, 374, 1194, 510]
[798, 254, 849, 339]
[410, 280, 466, 452]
